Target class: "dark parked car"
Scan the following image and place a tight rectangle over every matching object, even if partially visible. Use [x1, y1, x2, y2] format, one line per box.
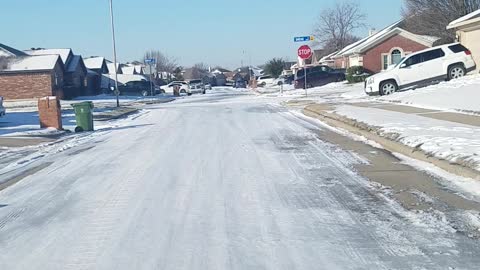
[234, 79, 247, 88]
[294, 66, 345, 89]
[118, 80, 156, 96]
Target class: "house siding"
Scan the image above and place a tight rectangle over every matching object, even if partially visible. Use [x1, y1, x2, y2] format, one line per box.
[362, 34, 428, 73]
[458, 28, 480, 72]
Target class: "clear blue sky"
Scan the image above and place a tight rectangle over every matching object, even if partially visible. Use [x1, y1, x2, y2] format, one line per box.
[1, 0, 402, 69]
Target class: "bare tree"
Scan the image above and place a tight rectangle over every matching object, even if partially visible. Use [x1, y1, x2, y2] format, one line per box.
[143, 50, 178, 73]
[313, 1, 366, 53]
[190, 63, 209, 79]
[402, 0, 480, 43]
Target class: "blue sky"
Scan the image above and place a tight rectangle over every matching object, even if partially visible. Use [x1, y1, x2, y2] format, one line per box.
[1, 0, 402, 69]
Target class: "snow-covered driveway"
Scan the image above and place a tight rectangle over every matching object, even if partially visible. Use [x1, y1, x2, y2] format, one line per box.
[0, 88, 479, 269]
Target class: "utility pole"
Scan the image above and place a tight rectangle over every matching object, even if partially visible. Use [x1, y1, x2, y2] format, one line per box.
[109, 0, 120, 107]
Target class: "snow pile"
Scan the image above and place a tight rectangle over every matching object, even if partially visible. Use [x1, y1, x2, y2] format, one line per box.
[379, 74, 480, 113]
[335, 105, 480, 172]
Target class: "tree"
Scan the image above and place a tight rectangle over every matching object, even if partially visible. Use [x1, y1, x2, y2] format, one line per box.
[173, 66, 184, 80]
[191, 62, 209, 79]
[313, 1, 366, 53]
[402, 0, 480, 43]
[143, 50, 178, 73]
[263, 58, 286, 78]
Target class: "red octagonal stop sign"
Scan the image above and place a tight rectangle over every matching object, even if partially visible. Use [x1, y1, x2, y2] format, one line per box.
[298, 45, 312, 60]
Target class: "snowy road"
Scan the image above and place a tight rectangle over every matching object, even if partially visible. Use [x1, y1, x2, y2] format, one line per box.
[1, 89, 480, 269]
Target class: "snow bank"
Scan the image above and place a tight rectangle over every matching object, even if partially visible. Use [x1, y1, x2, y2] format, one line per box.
[335, 105, 480, 172]
[378, 74, 480, 114]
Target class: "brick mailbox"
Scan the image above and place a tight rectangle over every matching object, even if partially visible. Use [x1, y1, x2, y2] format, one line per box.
[38, 96, 63, 130]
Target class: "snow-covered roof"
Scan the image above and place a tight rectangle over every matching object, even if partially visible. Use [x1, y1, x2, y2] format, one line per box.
[122, 66, 136, 75]
[107, 62, 121, 74]
[3, 55, 61, 72]
[101, 74, 149, 87]
[334, 21, 439, 57]
[319, 51, 338, 63]
[0, 43, 27, 57]
[447, 9, 480, 29]
[134, 65, 144, 74]
[25, 48, 72, 64]
[84, 57, 106, 70]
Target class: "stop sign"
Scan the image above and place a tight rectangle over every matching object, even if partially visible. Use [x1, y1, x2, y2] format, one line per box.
[298, 45, 312, 60]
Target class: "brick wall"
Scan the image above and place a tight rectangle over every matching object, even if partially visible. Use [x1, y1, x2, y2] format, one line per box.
[362, 34, 429, 73]
[38, 96, 62, 130]
[0, 72, 54, 100]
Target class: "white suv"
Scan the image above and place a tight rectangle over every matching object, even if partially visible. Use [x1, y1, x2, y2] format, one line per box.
[365, 43, 476, 96]
[160, 81, 191, 96]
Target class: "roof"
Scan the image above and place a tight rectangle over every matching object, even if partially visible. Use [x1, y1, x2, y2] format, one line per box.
[25, 48, 73, 64]
[107, 62, 122, 74]
[334, 20, 439, 57]
[101, 74, 149, 87]
[2, 55, 61, 72]
[84, 57, 106, 70]
[66, 55, 86, 73]
[0, 43, 28, 57]
[122, 66, 137, 75]
[447, 9, 480, 29]
[134, 65, 144, 74]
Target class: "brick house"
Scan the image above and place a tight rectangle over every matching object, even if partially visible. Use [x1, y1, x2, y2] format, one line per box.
[26, 48, 87, 98]
[0, 53, 65, 100]
[332, 21, 439, 73]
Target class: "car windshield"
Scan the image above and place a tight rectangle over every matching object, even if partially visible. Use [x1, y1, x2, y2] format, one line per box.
[2, 1, 478, 269]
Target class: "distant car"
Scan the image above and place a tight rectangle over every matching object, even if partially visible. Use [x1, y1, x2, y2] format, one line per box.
[118, 80, 155, 96]
[189, 79, 206, 94]
[257, 75, 275, 87]
[160, 81, 191, 95]
[365, 43, 477, 96]
[234, 79, 247, 88]
[294, 66, 345, 89]
[0, 97, 5, 117]
[274, 74, 294, 85]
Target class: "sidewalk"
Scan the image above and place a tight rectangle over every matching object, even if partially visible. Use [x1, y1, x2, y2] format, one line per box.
[302, 102, 480, 179]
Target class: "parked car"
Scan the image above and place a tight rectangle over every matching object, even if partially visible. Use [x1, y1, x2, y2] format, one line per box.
[189, 79, 206, 94]
[234, 79, 247, 88]
[274, 74, 295, 85]
[365, 43, 477, 96]
[118, 80, 155, 96]
[294, 66, 346, 89]
[160, 81, 191, 95]
[204, 83, 212, 90]
[0, 97, 5, 117]
[256, 75, 275, 87]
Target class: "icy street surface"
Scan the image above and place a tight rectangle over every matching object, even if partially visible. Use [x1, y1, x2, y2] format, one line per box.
[1, 89, 480, 270]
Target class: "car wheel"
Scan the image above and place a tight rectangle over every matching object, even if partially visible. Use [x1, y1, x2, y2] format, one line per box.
[141, 90, 148, 97]
[380, 81, 398, 95]
[448, 65, 466, 80]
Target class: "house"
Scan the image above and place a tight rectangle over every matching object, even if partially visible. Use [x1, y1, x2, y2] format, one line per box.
[26, 48, 88, 98]
[447, 9, 480, 72]
[106, 61, 123, 75]
[332, 20, 439, 73]
[84, 56, 109, 95]
[0, 44, 65, 99]
[121, 65, 138, 75]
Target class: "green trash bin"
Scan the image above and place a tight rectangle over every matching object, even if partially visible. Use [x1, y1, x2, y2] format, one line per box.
[71, 101, 94, 132]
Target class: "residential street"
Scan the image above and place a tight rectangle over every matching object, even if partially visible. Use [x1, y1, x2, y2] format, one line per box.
[0, 89, 479, 269]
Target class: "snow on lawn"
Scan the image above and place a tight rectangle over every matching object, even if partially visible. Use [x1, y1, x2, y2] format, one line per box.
[335, 105, 480, 172]
[378, 74, 480, 114]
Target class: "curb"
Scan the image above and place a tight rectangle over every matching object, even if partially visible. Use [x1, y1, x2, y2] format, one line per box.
[94, 108, 140, 122]
[303, 105, 480, 180]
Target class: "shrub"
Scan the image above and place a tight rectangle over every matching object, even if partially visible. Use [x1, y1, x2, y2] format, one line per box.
[346, 66, 369, 84]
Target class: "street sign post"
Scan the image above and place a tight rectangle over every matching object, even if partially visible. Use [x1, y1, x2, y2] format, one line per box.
[294, 36, 314, 42]
[145, 59, 156, 96]
[298, 45, 313, 96]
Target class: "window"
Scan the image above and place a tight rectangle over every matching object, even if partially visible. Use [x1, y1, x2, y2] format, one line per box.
[403, 54, 423, 67]
[382, 54, 389, 70]
[422, 49, 445, 62]
[391, 49, 402, 65]
[448, 44, 468, 53]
